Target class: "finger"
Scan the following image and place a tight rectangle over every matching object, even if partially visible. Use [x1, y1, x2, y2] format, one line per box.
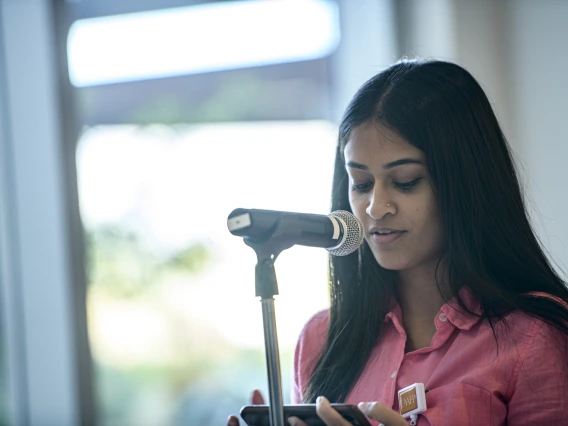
[358, 402, 407, 426]
[227, 415, 240, 426]
[251, 389, 265, 405]
[316, 396, 352, 426]
[287, 416, 310, 426]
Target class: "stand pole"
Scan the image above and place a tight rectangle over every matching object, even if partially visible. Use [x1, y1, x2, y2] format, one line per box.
[261, 298, 284, 426]
[253, 253, 286, 426]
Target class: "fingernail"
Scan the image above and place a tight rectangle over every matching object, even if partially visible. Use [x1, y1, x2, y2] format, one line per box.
[316, 396, 323, 406]
[358, 402, 370, 413]
[287, 416, 299, 426]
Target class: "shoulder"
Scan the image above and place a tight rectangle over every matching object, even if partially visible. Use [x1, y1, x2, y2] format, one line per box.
[504, 312, 568, 423]
[499, 292, 568, 349]
[296, 309, 329, 354]
[294, 309, 329, 370]
[478, 290, 568, 349]
[515, 310, 568, 353]
[301, 309, 329, 335]
[498, 308, 567, 351]
[499, 308, 568, 391]
[291, 309, 330, 403]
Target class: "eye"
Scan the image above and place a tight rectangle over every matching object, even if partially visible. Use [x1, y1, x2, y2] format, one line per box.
[350, 181, 373, 193]
[393, 177, 423, 192]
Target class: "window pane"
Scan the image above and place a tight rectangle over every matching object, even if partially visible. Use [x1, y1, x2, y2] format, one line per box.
[68, 0, 339, 86]
[77, 121, 336, 425]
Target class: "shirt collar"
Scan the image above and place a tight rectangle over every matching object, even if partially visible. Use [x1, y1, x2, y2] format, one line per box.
[384, 286, 483, 331]
[441, 286, 483, 330]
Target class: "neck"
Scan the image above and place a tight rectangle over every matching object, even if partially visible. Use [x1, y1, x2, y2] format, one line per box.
[397, 263, 448, 319]
[396, 261, 449, 351]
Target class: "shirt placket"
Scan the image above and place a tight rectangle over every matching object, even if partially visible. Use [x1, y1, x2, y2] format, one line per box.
[392, 311, 456, 411]
[382, 316, 410, 408]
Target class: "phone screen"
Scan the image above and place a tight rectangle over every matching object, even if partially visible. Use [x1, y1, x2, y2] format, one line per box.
[240, 404, 371, 426]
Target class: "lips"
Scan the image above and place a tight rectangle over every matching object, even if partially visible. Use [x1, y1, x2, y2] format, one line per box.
[369, 227, 406, 244]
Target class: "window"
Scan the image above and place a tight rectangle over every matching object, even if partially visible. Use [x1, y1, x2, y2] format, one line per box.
[68, 1, 340, 424]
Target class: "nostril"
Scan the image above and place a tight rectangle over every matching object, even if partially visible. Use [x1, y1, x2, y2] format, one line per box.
[366, 203, 391, 220]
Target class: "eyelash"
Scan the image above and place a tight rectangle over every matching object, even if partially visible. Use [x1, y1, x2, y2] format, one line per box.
[350, 178, 423, 193]
[395, 177, 423, 191]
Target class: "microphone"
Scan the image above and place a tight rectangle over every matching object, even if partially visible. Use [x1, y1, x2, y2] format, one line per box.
[227, 208, 364, 256]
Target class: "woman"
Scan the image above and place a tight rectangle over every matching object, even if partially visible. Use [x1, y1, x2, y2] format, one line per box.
[231, 59, 568, 425]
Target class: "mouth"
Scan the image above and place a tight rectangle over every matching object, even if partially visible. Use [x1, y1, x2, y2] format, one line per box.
[369, 228, 406, 244]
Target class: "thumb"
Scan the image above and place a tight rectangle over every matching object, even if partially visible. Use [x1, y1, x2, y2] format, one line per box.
[227, 415, 240, 426]
[251, 389, 265, 405]
[358, 402, 407, 426]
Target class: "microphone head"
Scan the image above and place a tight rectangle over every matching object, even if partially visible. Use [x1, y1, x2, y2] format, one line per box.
[327, 210, 364, 256]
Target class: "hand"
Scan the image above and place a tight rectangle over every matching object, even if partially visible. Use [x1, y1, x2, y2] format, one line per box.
[288, 396, 407, 426]
[227, 390, 265, 426]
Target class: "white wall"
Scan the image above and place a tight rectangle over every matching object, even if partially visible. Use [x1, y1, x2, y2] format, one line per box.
[509, 0, 568, 279]
[332, 0, 398, 122]
[395, 0, 568, 280]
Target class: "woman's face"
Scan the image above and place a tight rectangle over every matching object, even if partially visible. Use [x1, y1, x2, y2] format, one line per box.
[345, 123, 444, 274]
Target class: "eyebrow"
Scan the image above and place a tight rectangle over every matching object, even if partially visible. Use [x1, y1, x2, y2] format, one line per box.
[346, 158, 424, 171]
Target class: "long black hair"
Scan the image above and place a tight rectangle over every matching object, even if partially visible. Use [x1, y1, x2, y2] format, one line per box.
[303, 59, 568, 403]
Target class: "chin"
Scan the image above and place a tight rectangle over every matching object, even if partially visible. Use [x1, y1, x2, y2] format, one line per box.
[374, 250, 444, 275]
[376, 262, 408, 271]
[373, 254, 410, 271]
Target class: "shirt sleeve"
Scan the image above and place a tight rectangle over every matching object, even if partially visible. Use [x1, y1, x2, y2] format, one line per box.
[506, 319, 568, 425]
[290, 310, 329, 404]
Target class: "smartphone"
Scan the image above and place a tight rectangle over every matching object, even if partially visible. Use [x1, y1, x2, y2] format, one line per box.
[240, 404, 371, 426]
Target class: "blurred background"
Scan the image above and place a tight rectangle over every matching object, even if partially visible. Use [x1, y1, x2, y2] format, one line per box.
[0, 0, 566, 425]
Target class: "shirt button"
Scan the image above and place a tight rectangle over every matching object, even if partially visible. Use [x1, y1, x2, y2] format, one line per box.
[439, 313, 448, 322]
[390, 370, 397, 379]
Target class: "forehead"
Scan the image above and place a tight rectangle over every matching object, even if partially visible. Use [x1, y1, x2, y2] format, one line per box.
[344, 123, 424, 163]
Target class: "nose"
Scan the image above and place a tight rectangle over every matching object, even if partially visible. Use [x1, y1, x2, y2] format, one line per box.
[366, 187, 395, 219]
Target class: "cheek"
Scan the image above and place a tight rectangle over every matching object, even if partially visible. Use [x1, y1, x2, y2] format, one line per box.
[409, 196, 440, 235]
[348, 194, 367, 214]
[422, 204, 444, 244]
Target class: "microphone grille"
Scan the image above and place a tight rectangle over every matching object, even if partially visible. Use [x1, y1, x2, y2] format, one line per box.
[327, 210, 364, 256]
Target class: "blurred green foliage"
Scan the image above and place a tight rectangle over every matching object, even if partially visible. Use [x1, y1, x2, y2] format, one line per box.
[166, 244, 210, 275]
[86, 224, 286, 426]
[86, 225, 212, 298]
[95, 348, 285, 426]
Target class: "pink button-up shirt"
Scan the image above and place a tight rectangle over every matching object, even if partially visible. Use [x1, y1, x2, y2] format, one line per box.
[292, 289, 568, 425]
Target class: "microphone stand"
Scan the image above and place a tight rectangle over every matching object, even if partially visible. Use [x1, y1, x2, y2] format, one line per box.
[243, 232, 295, 426]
